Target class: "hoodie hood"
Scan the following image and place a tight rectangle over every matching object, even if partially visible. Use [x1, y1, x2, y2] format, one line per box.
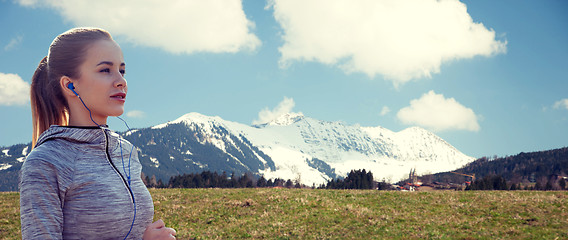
[35, 125, 113, 149]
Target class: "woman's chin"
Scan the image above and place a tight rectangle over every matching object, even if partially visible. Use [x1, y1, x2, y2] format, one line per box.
[108, 109, 125, 117]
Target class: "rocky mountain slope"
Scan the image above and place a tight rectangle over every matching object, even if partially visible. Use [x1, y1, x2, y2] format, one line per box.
[0, 112, 475, 190]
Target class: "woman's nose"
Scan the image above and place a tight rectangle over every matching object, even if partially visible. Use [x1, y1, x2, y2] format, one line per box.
[115, 76, 127, 89]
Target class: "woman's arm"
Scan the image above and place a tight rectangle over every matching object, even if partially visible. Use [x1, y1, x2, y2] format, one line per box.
[19, 153, 71, 239]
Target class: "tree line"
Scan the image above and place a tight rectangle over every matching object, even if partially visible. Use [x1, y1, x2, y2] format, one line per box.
[462, 147, 568, 187]
[318, 169, 387, 190]
[146, 169, 394, 190]
[144, 171, 308, 189]
[465, 174, 567, 191]
[424, 147, 568, 191]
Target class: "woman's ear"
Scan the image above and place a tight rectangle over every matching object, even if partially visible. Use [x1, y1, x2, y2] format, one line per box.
[60, 76, 78, 97]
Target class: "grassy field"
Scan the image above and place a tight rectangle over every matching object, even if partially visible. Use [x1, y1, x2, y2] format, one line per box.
[2, 189, 567, 239]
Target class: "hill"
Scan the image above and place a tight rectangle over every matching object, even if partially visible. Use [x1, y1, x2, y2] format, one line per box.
[426, 147, 568, 188]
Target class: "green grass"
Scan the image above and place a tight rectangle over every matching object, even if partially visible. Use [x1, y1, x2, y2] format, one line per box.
[3, 189, 568, 239]
[0, 192, 20, 239]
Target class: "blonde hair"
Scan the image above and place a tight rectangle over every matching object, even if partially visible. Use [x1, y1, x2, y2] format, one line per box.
[30, 27, 113, 147]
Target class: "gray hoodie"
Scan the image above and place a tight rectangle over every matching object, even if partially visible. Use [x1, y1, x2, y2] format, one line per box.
[20, 126, 154, 240]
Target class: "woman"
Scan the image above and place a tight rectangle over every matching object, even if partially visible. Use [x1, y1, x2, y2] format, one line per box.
[20, 27, 176, 239]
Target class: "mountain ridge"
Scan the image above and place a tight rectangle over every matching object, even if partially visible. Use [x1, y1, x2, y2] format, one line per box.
[145, 112, 475, 184]
[1, 112, 475, 190]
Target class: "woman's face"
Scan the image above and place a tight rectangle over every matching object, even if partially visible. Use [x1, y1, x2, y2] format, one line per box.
[73, 39, 127, 124]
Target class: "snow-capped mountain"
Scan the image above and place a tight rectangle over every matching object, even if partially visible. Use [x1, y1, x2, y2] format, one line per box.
[146, 112, 474, 185]
[0, 112, 475, 190]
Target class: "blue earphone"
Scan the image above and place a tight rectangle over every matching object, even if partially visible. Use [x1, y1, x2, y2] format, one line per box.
[68, 82, 136, 239]
[68, 82, 79, 96]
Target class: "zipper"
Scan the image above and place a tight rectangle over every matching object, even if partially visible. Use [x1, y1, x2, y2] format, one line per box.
[103, 129, 135, 203]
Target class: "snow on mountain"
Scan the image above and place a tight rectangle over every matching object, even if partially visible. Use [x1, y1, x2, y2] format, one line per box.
[0, 112, 475, 190]
[152, 112, 475, 185]
[264, 112, 305, 126]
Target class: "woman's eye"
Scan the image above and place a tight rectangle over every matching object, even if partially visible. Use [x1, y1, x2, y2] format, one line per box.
[100, 68, 110, 73]
[120, 69, 126, 76]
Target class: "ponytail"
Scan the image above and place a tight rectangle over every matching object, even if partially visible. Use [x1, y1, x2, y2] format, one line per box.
[30, 57, 68, 148]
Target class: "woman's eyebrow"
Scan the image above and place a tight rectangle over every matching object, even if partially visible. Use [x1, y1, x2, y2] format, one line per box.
[96, 61, 126, 67]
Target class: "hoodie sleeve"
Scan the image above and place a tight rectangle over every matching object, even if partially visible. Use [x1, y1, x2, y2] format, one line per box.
[19, 144, 75, 240]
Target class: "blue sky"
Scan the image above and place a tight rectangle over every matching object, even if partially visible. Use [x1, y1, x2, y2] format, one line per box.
[0, 0, 567, 158]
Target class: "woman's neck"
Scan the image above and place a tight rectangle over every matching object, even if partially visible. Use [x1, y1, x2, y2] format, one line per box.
[68, 112, 107, 127]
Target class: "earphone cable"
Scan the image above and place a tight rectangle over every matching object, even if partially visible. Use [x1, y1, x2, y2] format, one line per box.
[117, 116, 134, 185]
[73, 86, 136, 239]
[117, 116, 136, 240]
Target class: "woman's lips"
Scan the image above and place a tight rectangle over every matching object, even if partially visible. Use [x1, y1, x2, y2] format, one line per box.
[110, 92, 126, 101]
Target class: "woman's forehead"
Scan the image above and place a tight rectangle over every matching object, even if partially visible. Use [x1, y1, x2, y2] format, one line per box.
[84, 40, 124, 66]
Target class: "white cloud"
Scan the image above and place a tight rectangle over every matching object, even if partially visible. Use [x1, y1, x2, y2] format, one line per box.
[554, 99, 568, 110]
[253, 97, 297, 125]
[126, 110, 146, 118]
[269, 0, 507, 87]
[397, 90, 480, 132]
[0, 73, 30, 106]
[16, 0, 39, 7]
[17, 0, 261, 54]
[4, 35, 23, 51]
[380, 106, 390, 116]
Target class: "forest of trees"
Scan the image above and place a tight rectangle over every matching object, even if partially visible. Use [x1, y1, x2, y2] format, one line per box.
[150, 169, 394, 191]
[464, 174, 567, 191]
[465, 175, 509, 190]
[461, 147, 568, 183]
[319, 169, 377, 189]
[148, 171, 307, 189]
[426, 147, 568, 191]
[145, 169, 385, 190]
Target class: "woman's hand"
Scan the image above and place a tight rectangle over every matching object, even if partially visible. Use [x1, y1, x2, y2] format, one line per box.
[143, 219, 177, 240]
